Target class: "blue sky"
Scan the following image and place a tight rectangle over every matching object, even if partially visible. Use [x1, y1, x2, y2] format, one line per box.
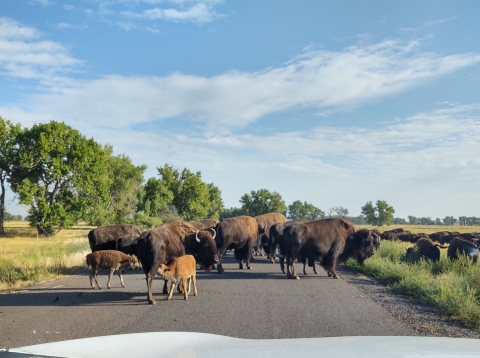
[1, 0, 480, 219]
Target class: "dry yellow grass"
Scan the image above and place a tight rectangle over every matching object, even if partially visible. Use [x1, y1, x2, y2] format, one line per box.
[0, 221, 94, 291]
[357, 224, 479, 235]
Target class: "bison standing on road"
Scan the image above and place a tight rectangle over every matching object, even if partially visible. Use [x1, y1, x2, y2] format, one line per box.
[137, 221, 217, 304]
[253, 213, 287, 257]
[214, 216, 258, 273]
[88, 224, 143, 257]
[266, 220, 308, 263]
[283, 219, 378, 279]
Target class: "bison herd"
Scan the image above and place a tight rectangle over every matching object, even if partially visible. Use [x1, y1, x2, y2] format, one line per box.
[86, 215, 480, 304]
[383, 228, 480, 263]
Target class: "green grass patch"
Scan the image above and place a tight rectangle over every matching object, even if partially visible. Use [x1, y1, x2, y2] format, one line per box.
[345, 240, 480, 330]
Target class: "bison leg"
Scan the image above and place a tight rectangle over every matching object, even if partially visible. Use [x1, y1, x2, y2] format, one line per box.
[279, 256, 286, 274]
[89, 269, 96, 289]
[145, 272, 156, 304]
[167, 282, 176, 300]
[117, 270, 126, 288]
[107, 268, 116, 289]
[192, 274, 198, 296]
[93, 269, 102, 289]
[302, 257, 307, 275]
[162, 279, 169, 294]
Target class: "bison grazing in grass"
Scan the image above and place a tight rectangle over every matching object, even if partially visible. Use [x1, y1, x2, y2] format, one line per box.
[86, 250, 140, 289]
[283, 219, 379, 279]
[156, 254, 198, 301]
[447, 238, 479, 264]
[405, 238, 447, 262]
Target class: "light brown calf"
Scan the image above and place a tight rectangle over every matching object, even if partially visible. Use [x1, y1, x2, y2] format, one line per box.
[86, 250, 140, 289]
[157, 255, 197, 301]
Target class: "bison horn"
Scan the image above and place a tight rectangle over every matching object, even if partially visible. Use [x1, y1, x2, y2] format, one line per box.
[208, 227, 216, 240]
[195, 230, 201, 243]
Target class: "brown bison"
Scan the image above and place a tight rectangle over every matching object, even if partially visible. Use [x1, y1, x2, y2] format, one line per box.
[137, 221, 217, 304]
[405, 238, 446, 262]
[265, 220, 308, 263]
[88, 224, 143, 257]
[253, 213, 287, 256]
[214, 216, 258, 273]
[447, 238, 479, 263]
[283, 219, 379, 279]
[156, 254, 198, 301]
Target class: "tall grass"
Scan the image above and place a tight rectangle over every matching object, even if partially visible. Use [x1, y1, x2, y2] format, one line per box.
[0, 221, 92, 291]
[346, 240, 480, 330]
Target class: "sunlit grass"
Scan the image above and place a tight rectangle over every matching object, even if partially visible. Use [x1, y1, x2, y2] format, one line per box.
[0, 221, 93, 291]
[346, 240, 480, 330]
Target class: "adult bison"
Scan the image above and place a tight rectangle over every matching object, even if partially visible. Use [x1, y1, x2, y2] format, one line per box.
[88, 224, 143, 256]
[214, 216, 258, 273]
[447, 238, 479, 264]
[405, 238, 446, 262]
[137, 221, 218, 304]
[253, 213, 287, 257]
[265, 220, 308, 263]
[283, 219, 379, 279]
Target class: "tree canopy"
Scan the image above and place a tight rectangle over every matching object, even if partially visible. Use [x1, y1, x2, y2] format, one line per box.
[239, 189, 286, 217]
[361, 200, 395, 226]
[287, 200, 324, 221]
[9, 121, 110, 235]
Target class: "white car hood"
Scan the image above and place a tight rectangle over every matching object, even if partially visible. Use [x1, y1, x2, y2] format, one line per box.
[6, 332, 480, 358]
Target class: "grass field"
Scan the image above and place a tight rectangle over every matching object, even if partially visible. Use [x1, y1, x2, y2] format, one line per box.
[0, 221, 92, 291]
[346, 225, 480, 330]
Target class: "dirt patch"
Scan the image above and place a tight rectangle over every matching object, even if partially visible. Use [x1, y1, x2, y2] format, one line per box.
[337, 266, 480, 338]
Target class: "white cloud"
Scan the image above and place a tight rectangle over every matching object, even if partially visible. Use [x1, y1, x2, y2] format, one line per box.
[28, 39, 480, 131]
[0, 17, 82, 80]
[122, 1, 223, 23]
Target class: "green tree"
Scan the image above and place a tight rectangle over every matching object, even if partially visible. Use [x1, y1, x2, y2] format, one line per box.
[137, 177, 174, 217]
[0, 118, 22, 235]
[287, 200, 324, 221]
[90, 151, 147, 225]
[9, 121, 110, 235]
[361, 200, 395, 226]
[408, 216, 418, 225]
[239, 189, 286, 217]
[443, 216, 457, 225]
[206, 183, 223, 220]
[138, 164, 222, 221]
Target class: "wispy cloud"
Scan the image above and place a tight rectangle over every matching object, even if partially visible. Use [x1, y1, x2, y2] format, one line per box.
[122, 1, 224, 23]
[0, 17, 82, 80]
[402, 16, 458, 33]
[28, 39, 480, 131]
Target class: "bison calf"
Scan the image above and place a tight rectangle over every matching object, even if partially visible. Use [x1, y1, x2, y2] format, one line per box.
[86, 250, 140, 289]
[157, 255, 198, 301]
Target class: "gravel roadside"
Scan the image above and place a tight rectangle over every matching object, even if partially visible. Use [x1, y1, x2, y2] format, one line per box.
[337, 266, 480, 339]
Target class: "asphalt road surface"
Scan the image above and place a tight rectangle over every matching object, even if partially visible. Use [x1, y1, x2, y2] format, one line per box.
[0, 253, 414, 348]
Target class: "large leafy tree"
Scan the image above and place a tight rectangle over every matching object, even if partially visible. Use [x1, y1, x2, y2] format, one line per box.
[361, 200, 395, 226]
[287, 200, 324, 221]
[90, 151, 147, 225]
[0, 118, 22, 235]
[239, 189, 286, 217]
[9, 121, 110, 235]
[138, 164, 222, 221]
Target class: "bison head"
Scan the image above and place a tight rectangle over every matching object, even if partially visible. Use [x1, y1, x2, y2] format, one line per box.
[185, 229, 219, 272]
[339, 229, 376, 265]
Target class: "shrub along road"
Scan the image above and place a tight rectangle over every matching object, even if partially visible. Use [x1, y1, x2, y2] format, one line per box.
[0, 253, 414, 348]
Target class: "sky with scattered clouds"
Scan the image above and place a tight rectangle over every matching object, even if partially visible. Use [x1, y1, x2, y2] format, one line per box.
[1, 0, 480, 219]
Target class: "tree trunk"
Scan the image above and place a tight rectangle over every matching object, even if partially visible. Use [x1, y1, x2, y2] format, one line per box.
[0, 174, 5, 236]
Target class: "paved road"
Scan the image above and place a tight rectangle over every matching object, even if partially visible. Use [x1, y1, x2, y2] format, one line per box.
[0, 253, 414, 348]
